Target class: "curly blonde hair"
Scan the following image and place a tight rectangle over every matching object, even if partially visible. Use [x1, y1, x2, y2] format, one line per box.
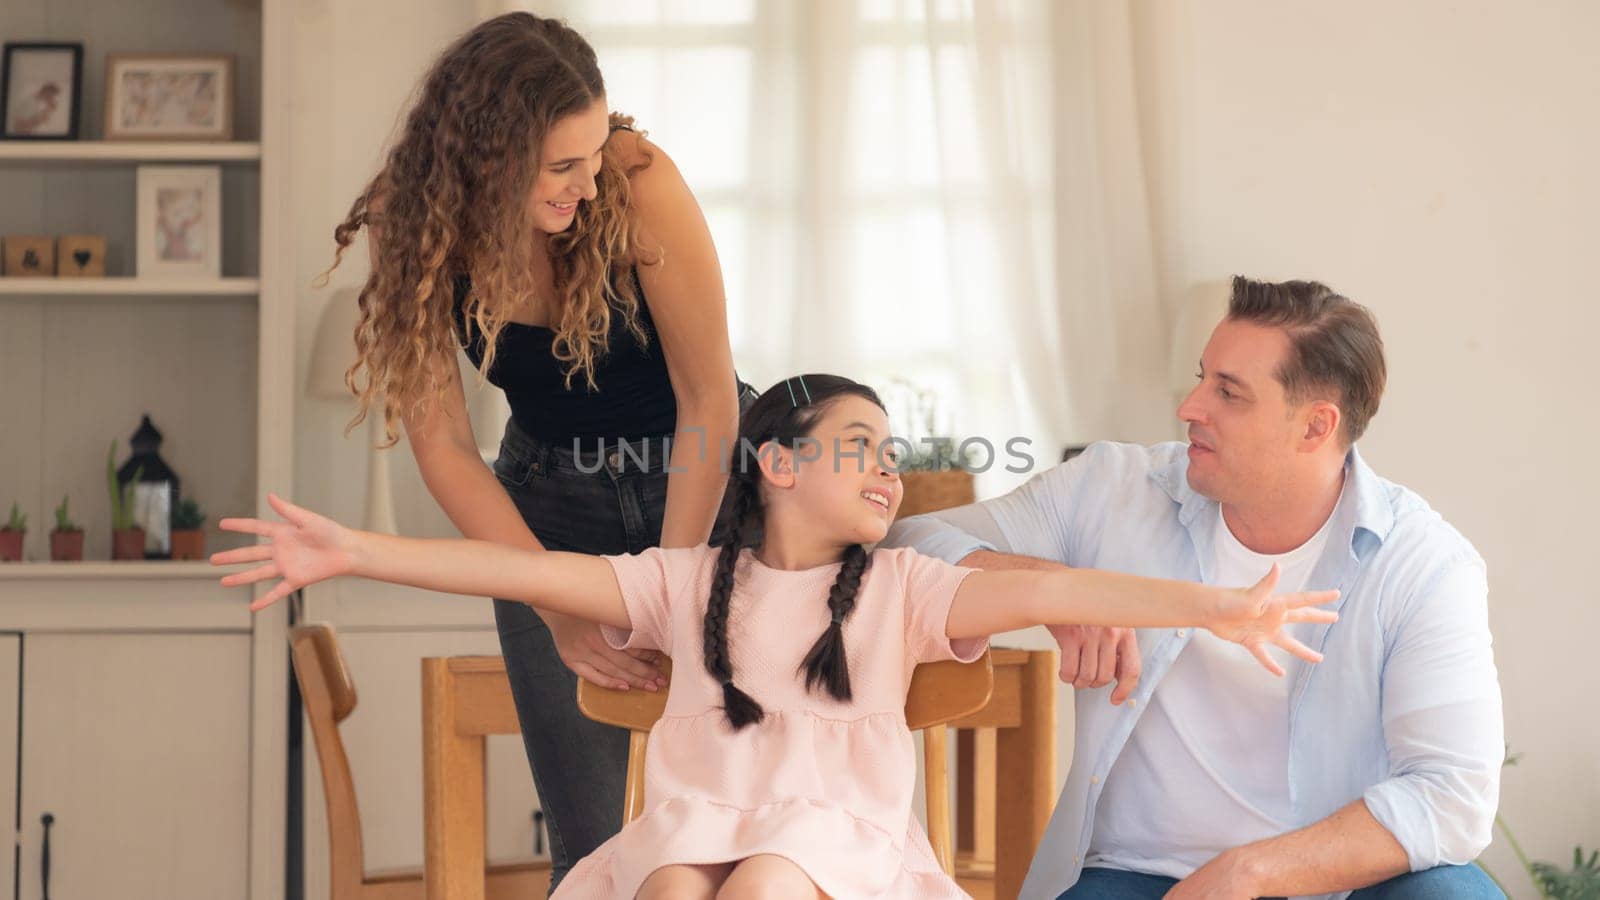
[322, 12, 654, 444]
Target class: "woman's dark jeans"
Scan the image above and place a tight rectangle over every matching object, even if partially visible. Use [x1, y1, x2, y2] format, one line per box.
[489, 383, 757, 893]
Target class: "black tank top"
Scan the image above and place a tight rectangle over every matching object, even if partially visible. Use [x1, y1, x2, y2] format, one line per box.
[452, 271, 678, 443]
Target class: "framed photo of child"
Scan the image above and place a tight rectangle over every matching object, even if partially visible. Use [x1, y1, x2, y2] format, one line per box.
[0, 43, 84, 140]
[105, 54, 233, 141]
[136, 165, 222, 278]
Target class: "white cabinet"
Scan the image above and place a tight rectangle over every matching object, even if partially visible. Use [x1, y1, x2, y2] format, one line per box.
[0, 571, 260, 899]
[0, 636, 19, 898]
[16, 632, 252, 900]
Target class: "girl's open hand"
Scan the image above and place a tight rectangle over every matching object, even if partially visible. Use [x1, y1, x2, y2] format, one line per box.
[212, 493, 358, 612]
[1207, 564, 1340, 676]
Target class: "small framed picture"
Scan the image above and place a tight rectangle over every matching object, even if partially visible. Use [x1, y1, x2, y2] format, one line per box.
[1, 43, 84, 140]
[105, 54, 233, 141]
[137, 165, 222, 278]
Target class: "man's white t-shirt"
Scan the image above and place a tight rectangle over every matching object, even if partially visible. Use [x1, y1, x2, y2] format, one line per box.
[1085, 490, 1343, 878]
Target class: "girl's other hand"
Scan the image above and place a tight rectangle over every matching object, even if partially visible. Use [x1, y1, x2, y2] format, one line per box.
[1206, 564, 1340, 676]
[212, 493, 360, 612]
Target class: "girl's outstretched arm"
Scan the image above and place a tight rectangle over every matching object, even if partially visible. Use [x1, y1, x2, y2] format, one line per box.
[946, 564, 1338, 676]
[211, 493, 630, 626]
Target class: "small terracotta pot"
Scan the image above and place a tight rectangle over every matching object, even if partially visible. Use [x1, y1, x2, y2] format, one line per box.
[0, 529, 23, 562]
[170, 529, 206, 561]
[50, 530, 84, 562]
[111, 527, 147, 561]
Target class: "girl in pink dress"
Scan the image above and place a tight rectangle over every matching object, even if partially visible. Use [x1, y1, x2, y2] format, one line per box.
[215, 374, 1336, 900]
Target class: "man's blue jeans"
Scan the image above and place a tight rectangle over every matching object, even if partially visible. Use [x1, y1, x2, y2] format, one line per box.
[1058, 863, 1504, 899]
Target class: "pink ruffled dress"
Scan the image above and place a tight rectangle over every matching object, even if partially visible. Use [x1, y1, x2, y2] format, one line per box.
[550, 543, 986, 900]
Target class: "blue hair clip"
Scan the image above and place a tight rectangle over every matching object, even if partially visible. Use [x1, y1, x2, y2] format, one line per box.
[784, 375, 814, 408]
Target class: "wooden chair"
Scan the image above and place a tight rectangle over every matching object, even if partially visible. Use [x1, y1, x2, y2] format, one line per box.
[576, 650, 995, 874]
[290, 624, 551, 900]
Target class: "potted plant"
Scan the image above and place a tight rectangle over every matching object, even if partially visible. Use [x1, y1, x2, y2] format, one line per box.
[1481, 748, 1600, 899]
[170, 498, 206, 560]
[107, 441, 145, 561]
[878, 378, 980, 519]
[0, 502, 25, 562]
[50, 495, 84, 562]
[897, 439, 979, 519]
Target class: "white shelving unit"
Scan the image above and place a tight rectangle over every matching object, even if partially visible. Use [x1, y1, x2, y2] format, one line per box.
[0, 141, 262, 164]
[0, 277, 260, 296]
[0, 0, 290, 897]
[0, 560, 219, 580]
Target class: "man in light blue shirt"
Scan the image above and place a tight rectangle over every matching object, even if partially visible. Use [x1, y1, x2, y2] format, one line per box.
[883, 277, 1503, 899]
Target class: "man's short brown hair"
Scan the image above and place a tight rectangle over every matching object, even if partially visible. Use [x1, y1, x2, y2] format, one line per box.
[1227, 276, 1387, 444]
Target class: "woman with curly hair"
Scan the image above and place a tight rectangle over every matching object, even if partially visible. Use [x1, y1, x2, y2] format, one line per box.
[320, 12, 753, 890]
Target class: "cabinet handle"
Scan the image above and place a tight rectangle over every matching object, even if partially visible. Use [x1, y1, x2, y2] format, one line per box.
[40, 812, 54, 900]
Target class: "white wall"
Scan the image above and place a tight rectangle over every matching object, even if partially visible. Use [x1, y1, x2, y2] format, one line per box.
[290, 0, 506, 538]
[1130, 2, 1599, 893]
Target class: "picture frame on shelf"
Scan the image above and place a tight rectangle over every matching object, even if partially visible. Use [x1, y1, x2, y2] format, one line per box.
[0, 42, 84, 140]
[136, 165, 221, 278]
[104, 54, 234, 142]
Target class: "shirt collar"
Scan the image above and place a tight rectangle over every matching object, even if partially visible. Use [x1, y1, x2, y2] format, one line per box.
[1151, 443, 1396, 555]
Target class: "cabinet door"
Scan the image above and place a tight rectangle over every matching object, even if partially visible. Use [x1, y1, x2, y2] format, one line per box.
[302, 629, 542, 900]
[0, 635, 18, 898]
[18, 633, 251, 900]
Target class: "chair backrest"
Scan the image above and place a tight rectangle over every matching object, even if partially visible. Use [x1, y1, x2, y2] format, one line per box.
[576, 650, 995, 874]
[576, 653, 994, 735]
[289, 623, 367, 898]
[294, 623, 358, 722]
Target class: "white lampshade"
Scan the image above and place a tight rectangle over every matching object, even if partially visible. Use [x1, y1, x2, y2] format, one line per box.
[1168, 280, 1233, 398]
[307, 287, 362, 400]
[306, 287, 397, 535]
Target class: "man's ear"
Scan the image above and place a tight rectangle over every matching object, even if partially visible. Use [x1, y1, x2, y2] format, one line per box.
[1302, 401, 1343, 451]
[757, 440, 796, 489]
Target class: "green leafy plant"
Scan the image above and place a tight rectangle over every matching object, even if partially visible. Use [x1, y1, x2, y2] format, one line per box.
[52, 495, 80, 533]
[172, 498, 205, 530]
[106, 441, 143, 531]
[1481, 748, 1600, 899]
[3, 502, 24, 532]
[877, 377, 980, 473]
[1532, 848, 1600, 900]
[897, 438, 980, 473]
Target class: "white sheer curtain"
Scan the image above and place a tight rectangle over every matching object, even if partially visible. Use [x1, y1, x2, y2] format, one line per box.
[489, 0, 1165, 494]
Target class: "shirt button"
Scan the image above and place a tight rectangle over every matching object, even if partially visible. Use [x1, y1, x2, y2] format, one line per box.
[1127, 698, 1137, 708]
[1090, 776, 1099, 785]
[1175, 629, 1186, 637]
[1074, 854, 1081, 864]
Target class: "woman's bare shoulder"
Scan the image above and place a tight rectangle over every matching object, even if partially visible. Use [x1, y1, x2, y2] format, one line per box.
[609, 127, 684, 189]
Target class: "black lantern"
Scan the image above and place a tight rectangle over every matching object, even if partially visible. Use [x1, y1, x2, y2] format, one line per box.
[117, 415, 180, 559]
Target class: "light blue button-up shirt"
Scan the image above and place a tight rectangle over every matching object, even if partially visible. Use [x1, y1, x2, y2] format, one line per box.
[882, 441, 1503, 900]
